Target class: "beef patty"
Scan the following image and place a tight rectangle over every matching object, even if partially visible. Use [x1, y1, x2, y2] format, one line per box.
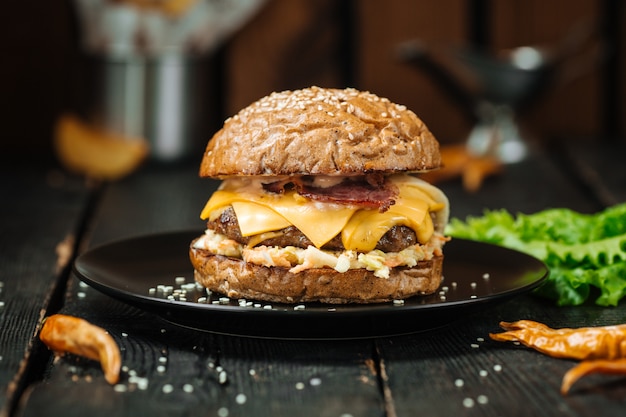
[207, 206, 419, 252]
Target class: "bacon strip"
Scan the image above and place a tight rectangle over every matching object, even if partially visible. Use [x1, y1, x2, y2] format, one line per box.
[263, 175, 398, 212]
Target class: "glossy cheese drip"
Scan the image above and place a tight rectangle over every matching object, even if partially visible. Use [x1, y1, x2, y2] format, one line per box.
[200, 174, 446, 251]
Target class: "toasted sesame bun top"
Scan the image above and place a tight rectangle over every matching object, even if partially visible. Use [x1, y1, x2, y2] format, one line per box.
[199, 86, 442, 178]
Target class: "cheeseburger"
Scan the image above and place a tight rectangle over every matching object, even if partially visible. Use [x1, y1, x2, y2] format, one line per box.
[189, 87, 449, 304]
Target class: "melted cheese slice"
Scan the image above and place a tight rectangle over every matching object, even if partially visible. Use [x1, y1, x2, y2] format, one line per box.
[201, 190, 358, 248]
[200, 175, 447, 251]
[341, 197, 433, 252]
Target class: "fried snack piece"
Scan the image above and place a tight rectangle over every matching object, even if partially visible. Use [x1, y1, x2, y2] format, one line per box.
[490, 320, 626, 394]
[561, 359, 626, 395]
[54, 114, 149, 181]
[419, 144, 502, 192]
[39, 314, 121, 385]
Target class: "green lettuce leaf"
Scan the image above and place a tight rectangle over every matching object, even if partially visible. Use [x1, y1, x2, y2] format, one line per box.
[445, 203, 626, 306]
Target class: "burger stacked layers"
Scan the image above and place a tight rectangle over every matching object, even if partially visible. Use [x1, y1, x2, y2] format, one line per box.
[190, 87, 450, 304]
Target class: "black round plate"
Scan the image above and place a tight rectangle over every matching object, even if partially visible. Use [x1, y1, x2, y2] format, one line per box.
[74, 230, 548, 339]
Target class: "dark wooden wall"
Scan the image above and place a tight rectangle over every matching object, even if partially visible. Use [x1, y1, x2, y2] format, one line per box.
[1, 0, 624, 158]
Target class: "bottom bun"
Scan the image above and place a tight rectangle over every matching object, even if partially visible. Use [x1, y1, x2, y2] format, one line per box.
[189, 244, 443, 304]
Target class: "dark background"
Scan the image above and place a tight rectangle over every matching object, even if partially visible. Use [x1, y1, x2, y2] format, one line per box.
[1, 0, 624, 159]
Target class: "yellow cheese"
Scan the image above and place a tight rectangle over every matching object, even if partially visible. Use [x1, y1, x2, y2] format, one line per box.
[200, 175, 446, 251]
[201, 190, 358, 248]
[269, 196, 358, 248]
[341, 196, 431, 252]
[231, 201, 291, 236]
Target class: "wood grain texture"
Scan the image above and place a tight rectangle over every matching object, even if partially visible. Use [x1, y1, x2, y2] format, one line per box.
[0, 163, 91, 416]
[555, 140, 626, 207]
[8, 142, 626, 417]
[16, 163, 384, 417]
[377, 296, 626, 417]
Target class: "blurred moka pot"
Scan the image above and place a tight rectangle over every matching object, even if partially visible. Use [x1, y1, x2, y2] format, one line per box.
[397, 22, 602, 164]
[73, 0, 265, 162]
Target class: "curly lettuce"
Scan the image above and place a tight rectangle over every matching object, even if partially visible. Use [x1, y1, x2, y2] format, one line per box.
[445, 203, 626, 306]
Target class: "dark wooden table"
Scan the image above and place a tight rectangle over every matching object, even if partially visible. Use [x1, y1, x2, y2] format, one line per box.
[2, 139, 625, 417]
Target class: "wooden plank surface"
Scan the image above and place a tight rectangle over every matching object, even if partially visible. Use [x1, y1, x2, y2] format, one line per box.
[557, 140, 626, 207]
[0, 160, 91, 417]
[15, 163, 384, 417]
[376, 295, 626, 417]
[8, 141, 626, 417]
[377, 142, 626, 416]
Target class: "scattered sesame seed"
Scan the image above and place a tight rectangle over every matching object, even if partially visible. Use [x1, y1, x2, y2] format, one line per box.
[470, 282, 477, 289]
[263, 305, 272, 310]
[157, 365, 166, 373]
[470, 343, 480, 349]
[149, 288, 156, 295]
[175, 277, 186, 285]
[160, 328, 166, 334]
[470, 295, 477, 299]
[454, 378, 464, 387]
[295, 382, 305, 390]
[77, 292, 86, 299]
[393, 299, 405, 306]
[451, 282, 458, 289]
[183, 384, 194, 393]
[235, 393, 247, 404]
[0, 301, 5, 308]
[114, 384, 127, 392]
[79, 281, 88, 288]
[440, 295, 447, 301]
[249, 369, 256, 376]
[121, 332, 128, 337]
[462, 398, 475, 408]
[479, 369, 488, 377]
[310, 377, 322, 386]
[493, 364, 503, 372]
[217, 407, 229, 417]
[477, 337, 484, 342]
[162, 384, 174, 394]
[218, 371, 228, 384]
[294, 305, 306, 311]
[159, 356, 167, 364]
[477, 395, 489, 404]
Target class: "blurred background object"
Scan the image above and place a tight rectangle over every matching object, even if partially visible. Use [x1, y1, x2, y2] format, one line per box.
[396, 20, 603, 164]
[1, 0, 624, 168]
[71, 0, 266, 163]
